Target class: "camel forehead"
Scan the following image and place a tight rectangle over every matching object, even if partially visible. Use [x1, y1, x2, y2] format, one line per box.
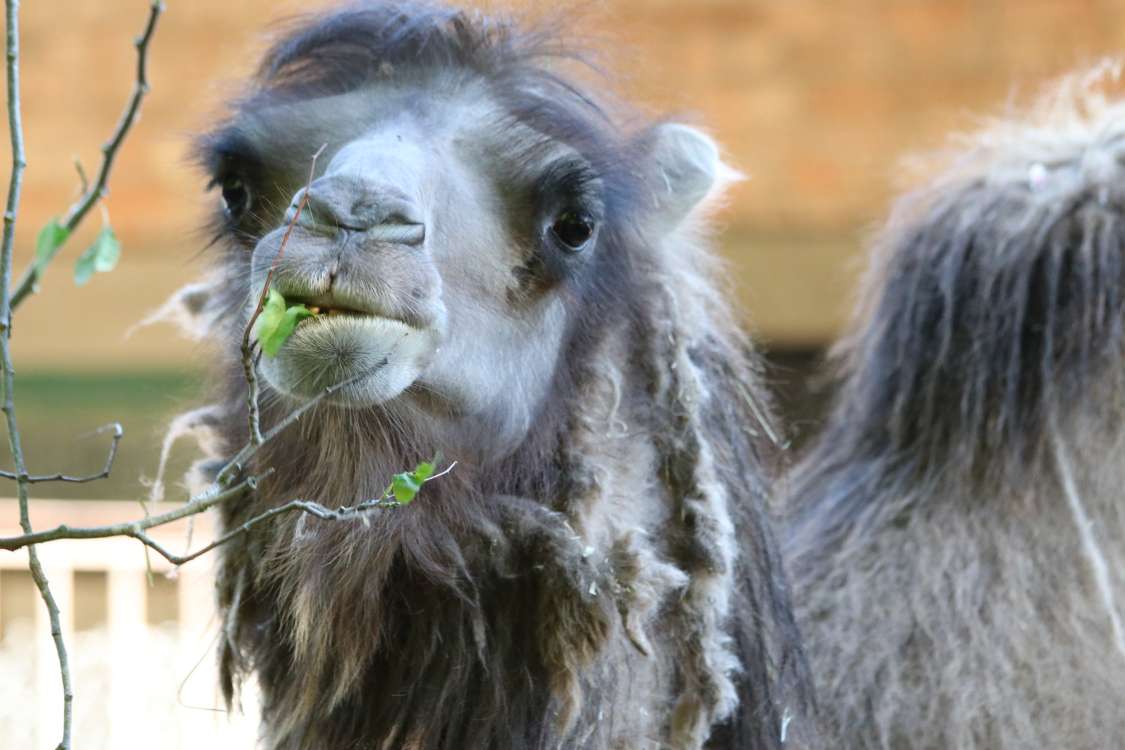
[221, 79, 561, 185]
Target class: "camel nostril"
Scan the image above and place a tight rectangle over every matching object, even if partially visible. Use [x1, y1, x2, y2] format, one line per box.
[286, 177, 424, 243]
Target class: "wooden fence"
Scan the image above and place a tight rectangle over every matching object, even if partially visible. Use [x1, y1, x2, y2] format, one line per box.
[0, 499, 258, 748]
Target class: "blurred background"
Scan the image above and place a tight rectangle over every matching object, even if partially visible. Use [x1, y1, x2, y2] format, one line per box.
[4, 0, 1125, 745]
[13, 0, 1125, 494]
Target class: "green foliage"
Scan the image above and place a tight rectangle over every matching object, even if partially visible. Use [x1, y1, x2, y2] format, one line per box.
[388, 460, 436, 504]
[73, 226, 121, 286]
[254, 288, 316, 356]
[33, 219, 70, 273]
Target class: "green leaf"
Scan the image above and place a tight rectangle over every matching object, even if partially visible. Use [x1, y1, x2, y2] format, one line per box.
[73, 250, 97, 287]
[73, 227, 121, 286]
[411, 461, 435, 483]
[33, 219, 70, 272]
[254, 288, 315, 356]
[387, 461, 438, 504]
[390, 472, 422, 503]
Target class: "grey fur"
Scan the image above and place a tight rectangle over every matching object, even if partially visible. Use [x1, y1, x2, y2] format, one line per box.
[785, 66, 1125, 749]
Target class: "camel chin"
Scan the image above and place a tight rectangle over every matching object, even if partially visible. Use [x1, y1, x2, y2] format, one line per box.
[261, 314, 439, 406]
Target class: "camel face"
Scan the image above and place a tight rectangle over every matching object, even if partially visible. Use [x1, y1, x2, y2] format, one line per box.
[219, 85, 571, 424]
[206, 75, 722, 454]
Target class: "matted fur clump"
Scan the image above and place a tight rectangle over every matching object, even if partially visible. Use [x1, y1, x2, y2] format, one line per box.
[170, 2, 813, 749]
[785, 66, 1125, 749]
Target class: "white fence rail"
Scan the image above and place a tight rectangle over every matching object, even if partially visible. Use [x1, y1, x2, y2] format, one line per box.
[0, 499, 260, 748]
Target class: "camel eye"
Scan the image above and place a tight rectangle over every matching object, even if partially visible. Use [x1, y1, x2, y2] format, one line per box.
[550, 210, 594, 251]
[220, 176, 251, 220]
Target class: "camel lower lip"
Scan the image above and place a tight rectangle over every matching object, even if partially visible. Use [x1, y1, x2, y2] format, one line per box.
[290, 312, 412, 342]
[262, 315, 437, 406]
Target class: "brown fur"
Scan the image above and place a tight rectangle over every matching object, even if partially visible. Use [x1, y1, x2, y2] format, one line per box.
[785, 66, 1125, 749]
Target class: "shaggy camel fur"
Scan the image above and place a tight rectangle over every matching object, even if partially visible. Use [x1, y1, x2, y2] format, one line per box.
[786, 68, 1125, 749]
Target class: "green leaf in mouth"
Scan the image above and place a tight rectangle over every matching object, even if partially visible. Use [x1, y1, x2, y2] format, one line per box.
[254, 288, 317, 356]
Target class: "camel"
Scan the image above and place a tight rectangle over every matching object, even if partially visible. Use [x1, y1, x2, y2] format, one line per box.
[173, 2, 814, 748]
[785, 69, 1125, 749]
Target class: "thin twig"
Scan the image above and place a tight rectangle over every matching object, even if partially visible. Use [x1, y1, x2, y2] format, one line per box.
[0, 473, 266, 553]
[216, 358, 385, 487]
[158, 494, 404, 566]
[1, 1, 72, 747]
[0, 0, 23, 336]
[241, 143, 326, 445]
[73, 158, 88, 195]
[0, 421, 122, 483]
[242, 347, 262, 444]
[0, 460, 457, 566]
[10, 0, 163, 311]
[0, 360, 403, 558]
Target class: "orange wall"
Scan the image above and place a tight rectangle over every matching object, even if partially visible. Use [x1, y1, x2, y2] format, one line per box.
[8, 0, 1125, 367]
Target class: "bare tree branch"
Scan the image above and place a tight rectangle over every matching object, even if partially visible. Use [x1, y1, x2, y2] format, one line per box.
[0, 472, 266, 552]
[0, 362, 435, 554]
[1, 459, 457, 569]
[0, 421, 122, 483]
[0, 362, 398, 564]
[155, 494, 402, 566]
[10, 0, 164, 311]
[168, 460, 455, 565]
[243, 348, 263, 444]
[0, 461, 458, 565]
[0, 6, 163, 746]
[1, 1, 73, 747]
[241, 142, 327, 445]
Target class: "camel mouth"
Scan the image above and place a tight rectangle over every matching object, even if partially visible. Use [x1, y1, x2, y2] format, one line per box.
[284, 292, 384, 320]
[280, 292, 418, 333]
[304, 304, 367, 317]
[295, 304, 377, 329]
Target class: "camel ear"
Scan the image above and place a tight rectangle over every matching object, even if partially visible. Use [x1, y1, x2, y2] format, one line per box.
[646, 123, 735, 230]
